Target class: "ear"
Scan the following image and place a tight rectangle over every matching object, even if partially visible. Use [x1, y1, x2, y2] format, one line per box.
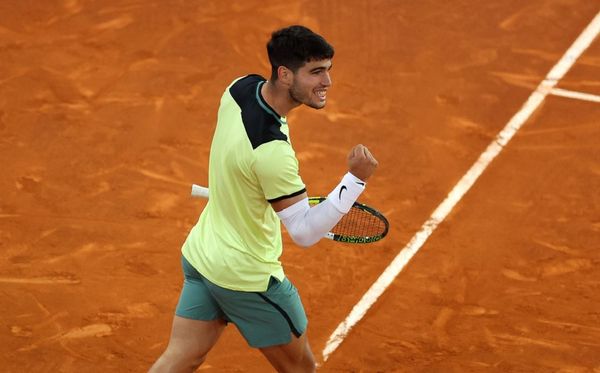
[277, 66, 293, 86]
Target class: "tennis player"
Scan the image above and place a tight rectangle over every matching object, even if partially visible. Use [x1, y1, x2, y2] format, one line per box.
[150, 25, 378, 373]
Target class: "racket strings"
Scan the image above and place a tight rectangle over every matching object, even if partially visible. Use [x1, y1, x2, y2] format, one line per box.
[332, 206, 386, 237]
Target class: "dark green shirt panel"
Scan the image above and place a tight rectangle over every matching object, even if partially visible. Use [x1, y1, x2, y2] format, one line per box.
[228, 75, 288, 149]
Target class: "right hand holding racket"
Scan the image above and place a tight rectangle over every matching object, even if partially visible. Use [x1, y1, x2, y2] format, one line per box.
[348, 144, 378, 181]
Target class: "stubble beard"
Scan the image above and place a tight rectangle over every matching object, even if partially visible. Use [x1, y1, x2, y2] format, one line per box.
[289, 83, 324, 110]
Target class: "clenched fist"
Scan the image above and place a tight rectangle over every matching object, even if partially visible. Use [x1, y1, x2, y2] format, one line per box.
[347, 144, 378, 182]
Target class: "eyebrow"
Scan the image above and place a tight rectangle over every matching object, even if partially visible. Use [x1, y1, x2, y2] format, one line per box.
[309, 64, 333, 73]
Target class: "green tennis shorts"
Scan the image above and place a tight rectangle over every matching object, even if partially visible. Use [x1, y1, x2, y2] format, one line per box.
[175, 256, 308, 348]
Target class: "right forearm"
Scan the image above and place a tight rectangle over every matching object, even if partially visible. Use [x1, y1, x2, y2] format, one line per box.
[276, 172, 366, 247]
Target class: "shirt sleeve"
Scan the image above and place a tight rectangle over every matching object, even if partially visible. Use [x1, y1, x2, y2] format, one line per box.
[253, 140, 306, 202]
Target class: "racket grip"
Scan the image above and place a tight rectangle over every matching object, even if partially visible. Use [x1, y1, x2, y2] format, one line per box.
[191, 184, 209, 199]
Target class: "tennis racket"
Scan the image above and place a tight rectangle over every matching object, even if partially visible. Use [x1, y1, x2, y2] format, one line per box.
[190, 184, 389, 244]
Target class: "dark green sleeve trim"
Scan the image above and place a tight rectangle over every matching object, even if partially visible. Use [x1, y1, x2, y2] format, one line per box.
[267, 188, 306, 203]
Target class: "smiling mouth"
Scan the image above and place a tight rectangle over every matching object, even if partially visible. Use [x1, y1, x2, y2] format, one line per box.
[315, 89, 327, 101]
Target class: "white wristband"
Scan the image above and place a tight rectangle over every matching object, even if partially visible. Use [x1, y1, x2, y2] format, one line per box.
[327, 172, 366, 213]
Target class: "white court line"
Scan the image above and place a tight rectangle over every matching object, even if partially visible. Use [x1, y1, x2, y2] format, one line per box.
[322, 10, 600, 363]
[549, 87, 600, 103]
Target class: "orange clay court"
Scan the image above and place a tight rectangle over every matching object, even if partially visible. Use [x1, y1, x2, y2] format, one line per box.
[1, 1, 599, 372]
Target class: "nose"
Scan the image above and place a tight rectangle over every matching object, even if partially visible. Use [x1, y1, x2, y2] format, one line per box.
[322, 72, 332, 87]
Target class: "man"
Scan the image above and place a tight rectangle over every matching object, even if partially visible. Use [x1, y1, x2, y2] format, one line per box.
[150, 25, 377, 372]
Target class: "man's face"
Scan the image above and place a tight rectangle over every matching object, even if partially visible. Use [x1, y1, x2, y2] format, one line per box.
[288, 59, 332, 109]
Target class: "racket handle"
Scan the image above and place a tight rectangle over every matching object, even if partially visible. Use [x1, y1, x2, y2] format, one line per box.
[191, 184, 209, 199]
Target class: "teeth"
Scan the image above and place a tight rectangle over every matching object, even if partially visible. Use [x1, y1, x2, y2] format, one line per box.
[316, 90, 326, 99]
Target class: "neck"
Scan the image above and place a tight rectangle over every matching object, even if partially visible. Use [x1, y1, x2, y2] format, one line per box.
[261, 80, 299, 117]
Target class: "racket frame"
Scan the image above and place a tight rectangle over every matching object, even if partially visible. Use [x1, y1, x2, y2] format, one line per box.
[308, 197, 389, 243]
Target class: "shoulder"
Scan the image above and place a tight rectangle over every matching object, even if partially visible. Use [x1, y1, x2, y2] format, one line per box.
[223, 75, 287, 149]
[228, 74, 265, 100]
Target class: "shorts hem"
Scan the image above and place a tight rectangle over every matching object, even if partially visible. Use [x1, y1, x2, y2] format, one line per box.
[247, 332, 306, 349]
[174, 312, 224, 322]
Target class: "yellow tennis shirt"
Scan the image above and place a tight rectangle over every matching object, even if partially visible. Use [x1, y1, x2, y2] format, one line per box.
[182, 75, 306, 292]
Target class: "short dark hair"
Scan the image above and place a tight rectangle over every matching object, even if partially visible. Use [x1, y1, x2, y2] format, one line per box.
[266, 25, 334, 81]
